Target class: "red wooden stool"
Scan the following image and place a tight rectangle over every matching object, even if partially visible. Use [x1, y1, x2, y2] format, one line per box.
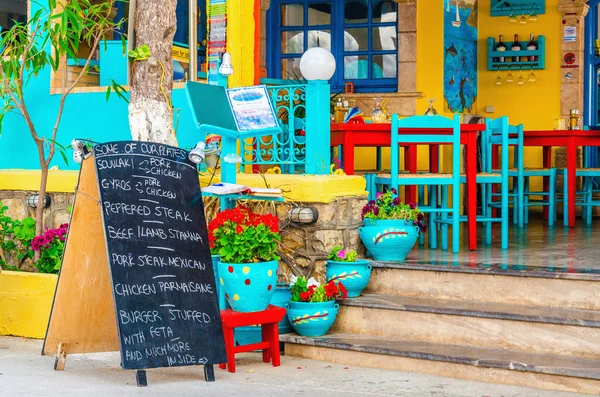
[219, 305, 286, 373]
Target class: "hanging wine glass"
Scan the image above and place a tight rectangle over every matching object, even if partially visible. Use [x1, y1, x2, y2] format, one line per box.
[505, 67, 514, 83]
[517, 67, 525, 85]
[495, 68, 503, 85]
[529, 3, 538, 22]
[528, 66, 537, 83]
[520, 12, 528, 24]
[424, 98, 438, 116]
[508, 8, 517, 23]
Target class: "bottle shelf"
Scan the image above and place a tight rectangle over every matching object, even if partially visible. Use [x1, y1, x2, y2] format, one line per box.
[487, 35, 545, 70]
[490, 0, 545, 17]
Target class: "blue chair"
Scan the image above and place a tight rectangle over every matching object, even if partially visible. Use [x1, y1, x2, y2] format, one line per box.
[489, 123, 557, 227]
[474, 117, 510, 249]
[562, 168, 600, 225]
[368, 115, 462, 253]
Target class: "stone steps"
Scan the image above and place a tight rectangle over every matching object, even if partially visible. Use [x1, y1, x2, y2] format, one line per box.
[367, 261, 600, 310]
[281, 333, 600, 395]
[334, 294, 600, 359]
[282, 260, 600, 393]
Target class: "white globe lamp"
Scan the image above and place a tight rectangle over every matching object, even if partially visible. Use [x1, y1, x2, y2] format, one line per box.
[299, 47, 336, 81]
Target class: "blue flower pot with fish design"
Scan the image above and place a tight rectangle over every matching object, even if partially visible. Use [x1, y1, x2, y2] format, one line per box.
[286, 301, 339, 337]
[359, 219, 419, 261]
[326, 259, 372, 297]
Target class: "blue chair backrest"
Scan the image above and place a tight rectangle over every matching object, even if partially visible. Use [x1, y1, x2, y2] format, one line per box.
[483, 117, 510, 175]
[389, 114, 461, 187]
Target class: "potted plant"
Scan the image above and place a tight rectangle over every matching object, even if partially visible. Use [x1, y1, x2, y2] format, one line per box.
[209, 206, 280, 312]
[286, 276, 347, 337]
[358, 189, 426, 261]
[326, 246, 372, 298]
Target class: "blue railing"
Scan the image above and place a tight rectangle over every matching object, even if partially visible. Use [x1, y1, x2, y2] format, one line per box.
[241, 83, 307, 174]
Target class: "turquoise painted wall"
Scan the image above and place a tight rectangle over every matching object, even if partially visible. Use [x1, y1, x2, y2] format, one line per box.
[0, 2, 201, 170]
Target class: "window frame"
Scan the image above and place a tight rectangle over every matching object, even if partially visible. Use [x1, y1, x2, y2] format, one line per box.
[267, 0, 399, 93]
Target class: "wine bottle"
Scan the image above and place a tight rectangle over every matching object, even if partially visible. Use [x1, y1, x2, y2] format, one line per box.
[512, 34, 522, 63]
[527, 34, 538, 62]
[496, 35, 506, 63]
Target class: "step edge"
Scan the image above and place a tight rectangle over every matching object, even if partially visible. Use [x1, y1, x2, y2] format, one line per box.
[340, 298, 600, 328]
[371, 261, 600, 281]
[281, 334, 600, 381]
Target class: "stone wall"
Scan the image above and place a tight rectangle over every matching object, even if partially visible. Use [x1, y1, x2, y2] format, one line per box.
[0, 191, 74, 231]
[276, 196, 368, 284]
[1, 190, 368, 280]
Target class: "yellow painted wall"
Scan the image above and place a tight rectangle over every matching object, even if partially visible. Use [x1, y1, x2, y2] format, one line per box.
[0, 271, 57, 339]
[417, 0, 448, 117]
[478, 1, 561, 130]
[226, 0, 256, 88]
[0, 170, 367, 203]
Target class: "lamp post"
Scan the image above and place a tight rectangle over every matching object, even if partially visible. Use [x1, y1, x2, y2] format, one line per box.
[299, 47, 336, 175]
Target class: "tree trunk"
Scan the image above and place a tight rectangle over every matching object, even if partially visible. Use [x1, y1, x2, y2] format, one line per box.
[129, 0, 178, 146]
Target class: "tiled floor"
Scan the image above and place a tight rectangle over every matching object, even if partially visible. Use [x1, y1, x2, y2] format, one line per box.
[407, 217, 600, 275]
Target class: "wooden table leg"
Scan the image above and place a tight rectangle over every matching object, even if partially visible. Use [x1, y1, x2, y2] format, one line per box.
[270, 323, 281, 367]
[543, 146, 551, 220]
[343, 132, 355, 175]
[467, 134, 477, 251]
[407, 145, 418, 203]
[430, 145, 439, 173]
[567, 140, 577, 227]
[261, 324, 271, 364]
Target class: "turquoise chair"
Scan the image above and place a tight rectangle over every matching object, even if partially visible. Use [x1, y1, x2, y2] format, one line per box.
[488, 123, 556, 227]
[368, 115, 462, 253]
[472, 117, 510, 249]
[562, 168, 600, 225]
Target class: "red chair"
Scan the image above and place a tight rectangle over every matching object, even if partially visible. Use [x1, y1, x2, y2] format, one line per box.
[219, 305, 286, 373]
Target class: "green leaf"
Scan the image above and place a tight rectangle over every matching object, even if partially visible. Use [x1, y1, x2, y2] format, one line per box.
[105, 86, 111, 101]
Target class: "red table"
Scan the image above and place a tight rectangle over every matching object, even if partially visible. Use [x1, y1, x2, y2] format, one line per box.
[522, 130, 600, 228]
[331, 123, 485, 251]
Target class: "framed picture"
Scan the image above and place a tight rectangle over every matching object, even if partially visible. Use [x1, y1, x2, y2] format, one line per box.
[225, 85, 279, 132]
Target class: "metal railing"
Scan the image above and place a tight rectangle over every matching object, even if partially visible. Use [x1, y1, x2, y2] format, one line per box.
[241, 82, 308, 174]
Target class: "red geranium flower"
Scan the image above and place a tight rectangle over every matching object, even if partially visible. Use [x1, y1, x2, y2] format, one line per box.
[299, 291, 312, 302]
[324, 281, 338, 298]
[338, 282, 348, 299]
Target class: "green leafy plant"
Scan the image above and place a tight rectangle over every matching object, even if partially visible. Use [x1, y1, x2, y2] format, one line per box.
[362, 189, 427, 233]
[31, 223, 68, 274]
[0, 0, 125, 242]
[0, 202, 35, 271]
[208, 206, 280, 263]
[327, 246, 358, 263]
[289, 276, 347, 303]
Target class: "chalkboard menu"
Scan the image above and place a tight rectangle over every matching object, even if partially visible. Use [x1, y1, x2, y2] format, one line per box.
[94, 141, 226, 370]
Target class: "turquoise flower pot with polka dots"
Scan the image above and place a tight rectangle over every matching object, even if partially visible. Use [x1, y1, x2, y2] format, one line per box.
[218, 260, 279, 313]
[359, 219, 419, 261]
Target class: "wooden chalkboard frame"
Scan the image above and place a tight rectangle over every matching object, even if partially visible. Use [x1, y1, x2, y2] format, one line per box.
[43, 145, 224, 385]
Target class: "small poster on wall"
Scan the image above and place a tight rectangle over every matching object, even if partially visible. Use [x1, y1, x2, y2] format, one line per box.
[226, 85, 279, 132]
[564, 26, 577, 43]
